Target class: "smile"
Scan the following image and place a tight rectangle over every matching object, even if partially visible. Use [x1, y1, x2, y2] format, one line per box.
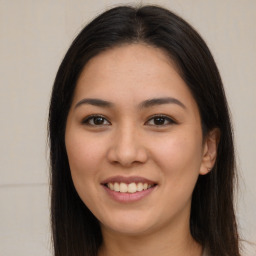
[106, 182, 154, 193]
[101, 176, 157, 202]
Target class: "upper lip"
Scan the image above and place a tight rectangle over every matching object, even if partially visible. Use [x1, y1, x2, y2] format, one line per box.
[101, 176, 157, 185]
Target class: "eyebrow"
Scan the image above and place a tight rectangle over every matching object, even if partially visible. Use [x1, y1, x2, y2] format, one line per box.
[139, 97, 186, 109]
[75, 98, 114, 109]
[74, 97, 186, 109]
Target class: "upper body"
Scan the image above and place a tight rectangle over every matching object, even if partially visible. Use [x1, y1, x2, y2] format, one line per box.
[49, 5, 240, 256]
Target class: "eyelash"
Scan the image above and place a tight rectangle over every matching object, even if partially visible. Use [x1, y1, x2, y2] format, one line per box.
[82, 114, 176, 127]
[145, 114, 176, 126]
[82, 115, 111, 126]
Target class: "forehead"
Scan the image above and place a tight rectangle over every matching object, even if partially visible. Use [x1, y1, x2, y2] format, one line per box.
[78, 43, 177, 81]
[73, 43, 197, 111]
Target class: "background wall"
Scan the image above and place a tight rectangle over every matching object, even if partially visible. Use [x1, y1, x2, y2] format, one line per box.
[0, 0, 255, 255]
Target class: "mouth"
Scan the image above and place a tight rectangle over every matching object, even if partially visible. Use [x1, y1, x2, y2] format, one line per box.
[104, 182, 156, 193]
[101, 176, 157, 202]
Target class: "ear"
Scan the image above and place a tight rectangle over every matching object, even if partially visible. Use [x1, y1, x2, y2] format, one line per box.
[199, 128, 220, 175]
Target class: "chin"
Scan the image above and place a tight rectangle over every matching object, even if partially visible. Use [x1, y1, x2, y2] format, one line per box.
[105, 223, 152, 236]
[99, 211, 159, 236]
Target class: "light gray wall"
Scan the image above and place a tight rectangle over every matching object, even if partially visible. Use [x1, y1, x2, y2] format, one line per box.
[0, 0, 255, 255]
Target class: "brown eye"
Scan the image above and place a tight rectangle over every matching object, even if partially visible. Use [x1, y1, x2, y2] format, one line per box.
[93, 117, 105, 125]
[146, 115, 175, 126]
[153, 117, 166, 125]
[82, 115, 111, 126]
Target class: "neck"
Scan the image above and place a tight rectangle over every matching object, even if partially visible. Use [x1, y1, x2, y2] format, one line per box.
[98, 218, 202, 256]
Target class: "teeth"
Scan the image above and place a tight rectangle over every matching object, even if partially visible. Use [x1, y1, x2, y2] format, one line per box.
[128, 183, 137, 193]
[109, 183, 114, 190]
[137, 183, 143, 191]
[107, 182, 154, 193]
[113, 182, 120, 192]
[120, 183, 128, 193]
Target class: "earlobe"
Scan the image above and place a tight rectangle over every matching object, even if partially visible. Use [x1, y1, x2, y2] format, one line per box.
[199, 128, 220, 175]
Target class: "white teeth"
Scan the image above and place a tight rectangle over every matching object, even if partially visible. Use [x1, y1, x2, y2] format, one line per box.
[107, 182, 154, 193]
[128, 183, 137, 193]
[109, 183, 114, 190]
[137, 183, 143, 191]
[113, 182, 120, 192]
[120, 183, 128, 193]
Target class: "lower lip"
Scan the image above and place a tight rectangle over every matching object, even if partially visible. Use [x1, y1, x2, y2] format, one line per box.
[102, 185, 156, 203]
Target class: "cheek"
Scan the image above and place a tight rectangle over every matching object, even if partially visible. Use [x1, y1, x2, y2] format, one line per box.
[151, 129, 203, 182]
[66, 131, 106, 175]
[65, 130, 109, 206]
[152, 131, 203, 217]
[65, 130, 108, 207]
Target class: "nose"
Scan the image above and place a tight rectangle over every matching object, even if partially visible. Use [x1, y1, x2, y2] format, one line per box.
[107, 124, 148, 167]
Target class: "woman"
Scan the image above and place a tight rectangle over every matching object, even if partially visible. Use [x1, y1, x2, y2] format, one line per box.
[48, 5, 240, 256]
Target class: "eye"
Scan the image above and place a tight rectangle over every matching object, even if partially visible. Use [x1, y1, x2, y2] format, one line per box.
[82, 115, 111, 126]
[145, 115, 175, 126]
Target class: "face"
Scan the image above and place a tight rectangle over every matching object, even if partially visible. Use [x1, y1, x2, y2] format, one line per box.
[65, 44, 212, 237]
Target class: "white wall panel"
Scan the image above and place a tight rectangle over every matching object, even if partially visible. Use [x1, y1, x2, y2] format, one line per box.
[0, 185, 51, 256]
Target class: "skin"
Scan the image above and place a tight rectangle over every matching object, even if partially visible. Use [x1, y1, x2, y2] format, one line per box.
[65, 43, 218, 256]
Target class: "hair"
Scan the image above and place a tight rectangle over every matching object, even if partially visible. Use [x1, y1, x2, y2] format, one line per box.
[48, 5, 240, 256]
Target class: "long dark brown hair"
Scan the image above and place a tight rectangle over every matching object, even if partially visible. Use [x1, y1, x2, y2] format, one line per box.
[48, 5, 240, 256]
